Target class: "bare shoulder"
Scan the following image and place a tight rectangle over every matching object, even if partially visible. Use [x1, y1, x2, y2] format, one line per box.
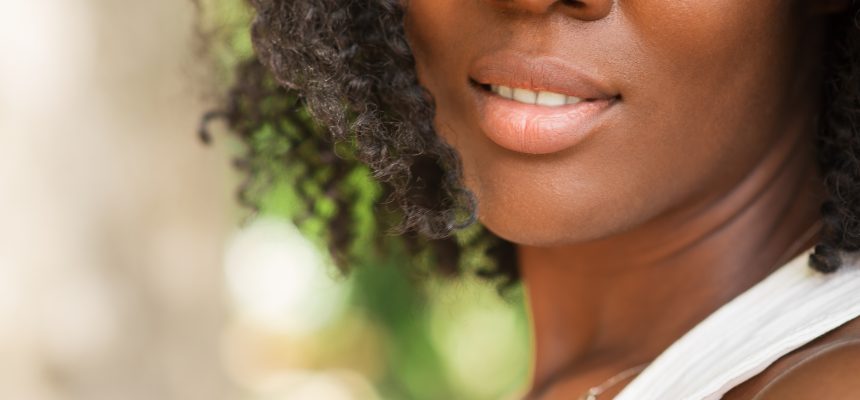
[751, 338, 860, 399]
[724, 315, 860, 399]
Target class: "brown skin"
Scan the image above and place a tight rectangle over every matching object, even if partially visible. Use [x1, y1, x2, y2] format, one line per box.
[404, 0, 855, 398]
[725, 318, 860, 399]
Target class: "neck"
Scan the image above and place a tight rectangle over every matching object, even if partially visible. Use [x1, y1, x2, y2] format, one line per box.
[520, 112, 826, 397]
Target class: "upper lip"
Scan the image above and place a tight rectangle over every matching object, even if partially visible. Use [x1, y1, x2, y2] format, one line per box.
[468, 50, 618, 101]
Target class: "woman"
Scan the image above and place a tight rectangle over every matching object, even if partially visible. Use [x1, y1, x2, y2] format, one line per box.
[222, 0, 860, 398]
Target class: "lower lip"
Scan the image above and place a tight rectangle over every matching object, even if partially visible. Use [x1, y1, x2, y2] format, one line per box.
[474, 88, 616, 155]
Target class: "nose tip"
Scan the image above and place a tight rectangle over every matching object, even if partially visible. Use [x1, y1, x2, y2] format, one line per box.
[487, 0, 612, 21]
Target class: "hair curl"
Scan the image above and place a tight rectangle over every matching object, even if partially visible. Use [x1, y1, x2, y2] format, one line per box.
[206, 1, 860, 283]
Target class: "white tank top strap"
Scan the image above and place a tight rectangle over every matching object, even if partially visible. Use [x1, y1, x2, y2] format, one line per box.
[614, 245, 860, 400]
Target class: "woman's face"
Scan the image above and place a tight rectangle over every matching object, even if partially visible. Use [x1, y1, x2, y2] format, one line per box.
[404, 0, 830, 246]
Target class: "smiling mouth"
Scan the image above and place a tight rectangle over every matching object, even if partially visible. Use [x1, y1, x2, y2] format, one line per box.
[465, 51, 621, 154]
[468, 77, 620, 155]
[470, 79, 616, 106]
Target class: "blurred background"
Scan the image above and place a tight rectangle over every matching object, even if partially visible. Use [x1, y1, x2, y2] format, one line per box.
[0, 1, 530, 399]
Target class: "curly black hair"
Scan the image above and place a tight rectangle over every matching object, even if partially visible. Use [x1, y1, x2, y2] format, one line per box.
[204, 0, 860, 284]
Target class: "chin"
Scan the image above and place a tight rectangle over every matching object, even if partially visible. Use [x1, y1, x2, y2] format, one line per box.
[473, 194, 618, 247]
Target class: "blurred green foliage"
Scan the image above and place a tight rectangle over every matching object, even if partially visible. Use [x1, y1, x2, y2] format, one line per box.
[200, 2, 531, 398]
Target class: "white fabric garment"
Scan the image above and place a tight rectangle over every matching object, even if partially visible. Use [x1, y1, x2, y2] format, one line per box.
[614, 245, 860, 400]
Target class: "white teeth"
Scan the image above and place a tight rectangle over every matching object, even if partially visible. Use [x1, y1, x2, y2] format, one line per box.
[512, 88, 537, 104]
[536, 91, 567, 107]
[566, 96, 582, 105]
[491, 84, 581, 107]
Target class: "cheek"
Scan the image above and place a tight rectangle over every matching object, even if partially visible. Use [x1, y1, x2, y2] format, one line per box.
[622, 0, 797, 128]
[614, 0, 800, 195]
[404, 0, 479, 115]
[404, 0, 497, 169]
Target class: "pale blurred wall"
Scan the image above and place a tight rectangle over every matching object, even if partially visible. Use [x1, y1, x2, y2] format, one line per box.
[0, 0, 237, 399]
